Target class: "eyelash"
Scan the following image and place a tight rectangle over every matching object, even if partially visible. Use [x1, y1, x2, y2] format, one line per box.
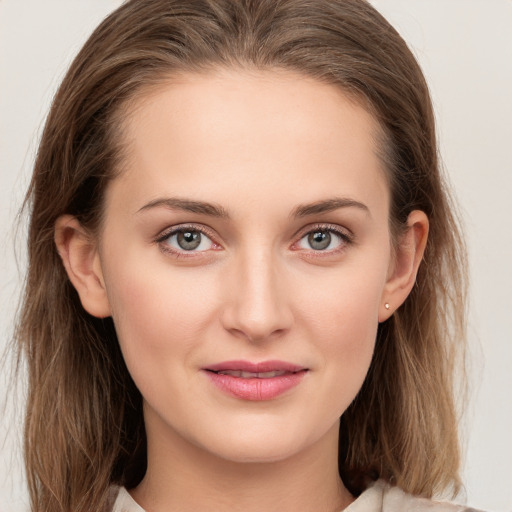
[154, 223, 354, 258]
[155, 224, 220, 258]
[293, 224, 354, 256]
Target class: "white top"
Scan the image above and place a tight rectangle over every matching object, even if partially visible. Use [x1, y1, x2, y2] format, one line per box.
[111, 480, 480, 511]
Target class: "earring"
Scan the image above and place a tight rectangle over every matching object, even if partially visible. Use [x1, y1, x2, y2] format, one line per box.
[385, 303, 390, 310]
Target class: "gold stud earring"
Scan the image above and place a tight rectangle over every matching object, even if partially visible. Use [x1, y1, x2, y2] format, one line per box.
[385, 303, 390, 310]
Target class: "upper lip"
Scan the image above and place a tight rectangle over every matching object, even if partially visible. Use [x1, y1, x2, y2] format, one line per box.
[204, 360, 306, 373]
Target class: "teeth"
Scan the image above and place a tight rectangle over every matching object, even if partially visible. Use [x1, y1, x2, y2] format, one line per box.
[258, 371, 286, 378]
[217, 370, 288, 378]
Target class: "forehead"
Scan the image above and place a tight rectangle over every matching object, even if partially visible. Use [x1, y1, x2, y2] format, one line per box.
[109, 69, 389, 216]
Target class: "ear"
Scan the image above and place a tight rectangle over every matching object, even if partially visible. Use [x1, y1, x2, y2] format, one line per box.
[378, 210, 429, 322]
[54, 215, 111, 318]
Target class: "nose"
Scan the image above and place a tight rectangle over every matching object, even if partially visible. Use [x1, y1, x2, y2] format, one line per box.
[220, 246, 293, 343]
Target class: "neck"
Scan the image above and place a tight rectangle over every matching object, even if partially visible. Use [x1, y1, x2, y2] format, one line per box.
[131, 411, 353, 512]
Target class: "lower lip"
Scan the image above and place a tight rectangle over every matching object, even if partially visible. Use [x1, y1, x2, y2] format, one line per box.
[204, 370, 307, 401]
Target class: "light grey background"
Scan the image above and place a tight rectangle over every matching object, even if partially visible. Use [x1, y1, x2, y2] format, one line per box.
[1, 1, 511, 511]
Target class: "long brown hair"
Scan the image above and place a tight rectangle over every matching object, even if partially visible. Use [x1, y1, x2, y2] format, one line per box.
[16, 1, 467, 510]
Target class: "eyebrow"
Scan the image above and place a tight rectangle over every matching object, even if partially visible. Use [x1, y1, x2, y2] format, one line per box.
[291, 197, 370, 218]
[137, 197, 229, 218]
[137, 196, 370, 219]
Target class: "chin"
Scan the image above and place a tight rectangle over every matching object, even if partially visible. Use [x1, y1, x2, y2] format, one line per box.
[193, 418, 334, 466]
[211, 440, 307, 465]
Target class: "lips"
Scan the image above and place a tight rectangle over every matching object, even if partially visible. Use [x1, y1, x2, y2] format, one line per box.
[216, 370, 288, 378]
[203, 360, 308, 401]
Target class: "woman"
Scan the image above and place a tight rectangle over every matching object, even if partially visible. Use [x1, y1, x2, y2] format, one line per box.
[16, 0, 474, 510]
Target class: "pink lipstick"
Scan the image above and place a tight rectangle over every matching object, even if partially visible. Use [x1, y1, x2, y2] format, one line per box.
[203, 360, 307, 401]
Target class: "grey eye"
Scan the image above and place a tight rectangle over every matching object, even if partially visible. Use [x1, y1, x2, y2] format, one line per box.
[176, 230, 202, 250]
[296, 228, 346, 252]
[307, 231, 332, 250]
[158, 226, 215, 253]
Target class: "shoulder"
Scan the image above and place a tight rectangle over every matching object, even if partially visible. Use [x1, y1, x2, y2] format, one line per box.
[108, 481, 483, 512]
[110, 486, 146, 512]
[346, 480, 483, 512]
[381, 483, 481, 512]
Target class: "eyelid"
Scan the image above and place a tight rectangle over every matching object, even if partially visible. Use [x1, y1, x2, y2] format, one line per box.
[291, 223, 355, 252]
[155, 223, 222, 255]
[153, 222, 353, 257]
[294, 222, 354, 240]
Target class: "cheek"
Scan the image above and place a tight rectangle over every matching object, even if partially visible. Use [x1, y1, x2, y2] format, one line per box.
[317, 287, 379, 374]
[103, 257, 220, 383]
[299, 257, 385, 345]
[296, 259, 387, 409]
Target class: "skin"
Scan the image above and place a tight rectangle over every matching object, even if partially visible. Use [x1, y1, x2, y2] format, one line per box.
[55, 69, 428, 512]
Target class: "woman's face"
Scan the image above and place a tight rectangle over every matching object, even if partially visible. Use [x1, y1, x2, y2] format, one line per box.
[97, 69, 395, 463]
